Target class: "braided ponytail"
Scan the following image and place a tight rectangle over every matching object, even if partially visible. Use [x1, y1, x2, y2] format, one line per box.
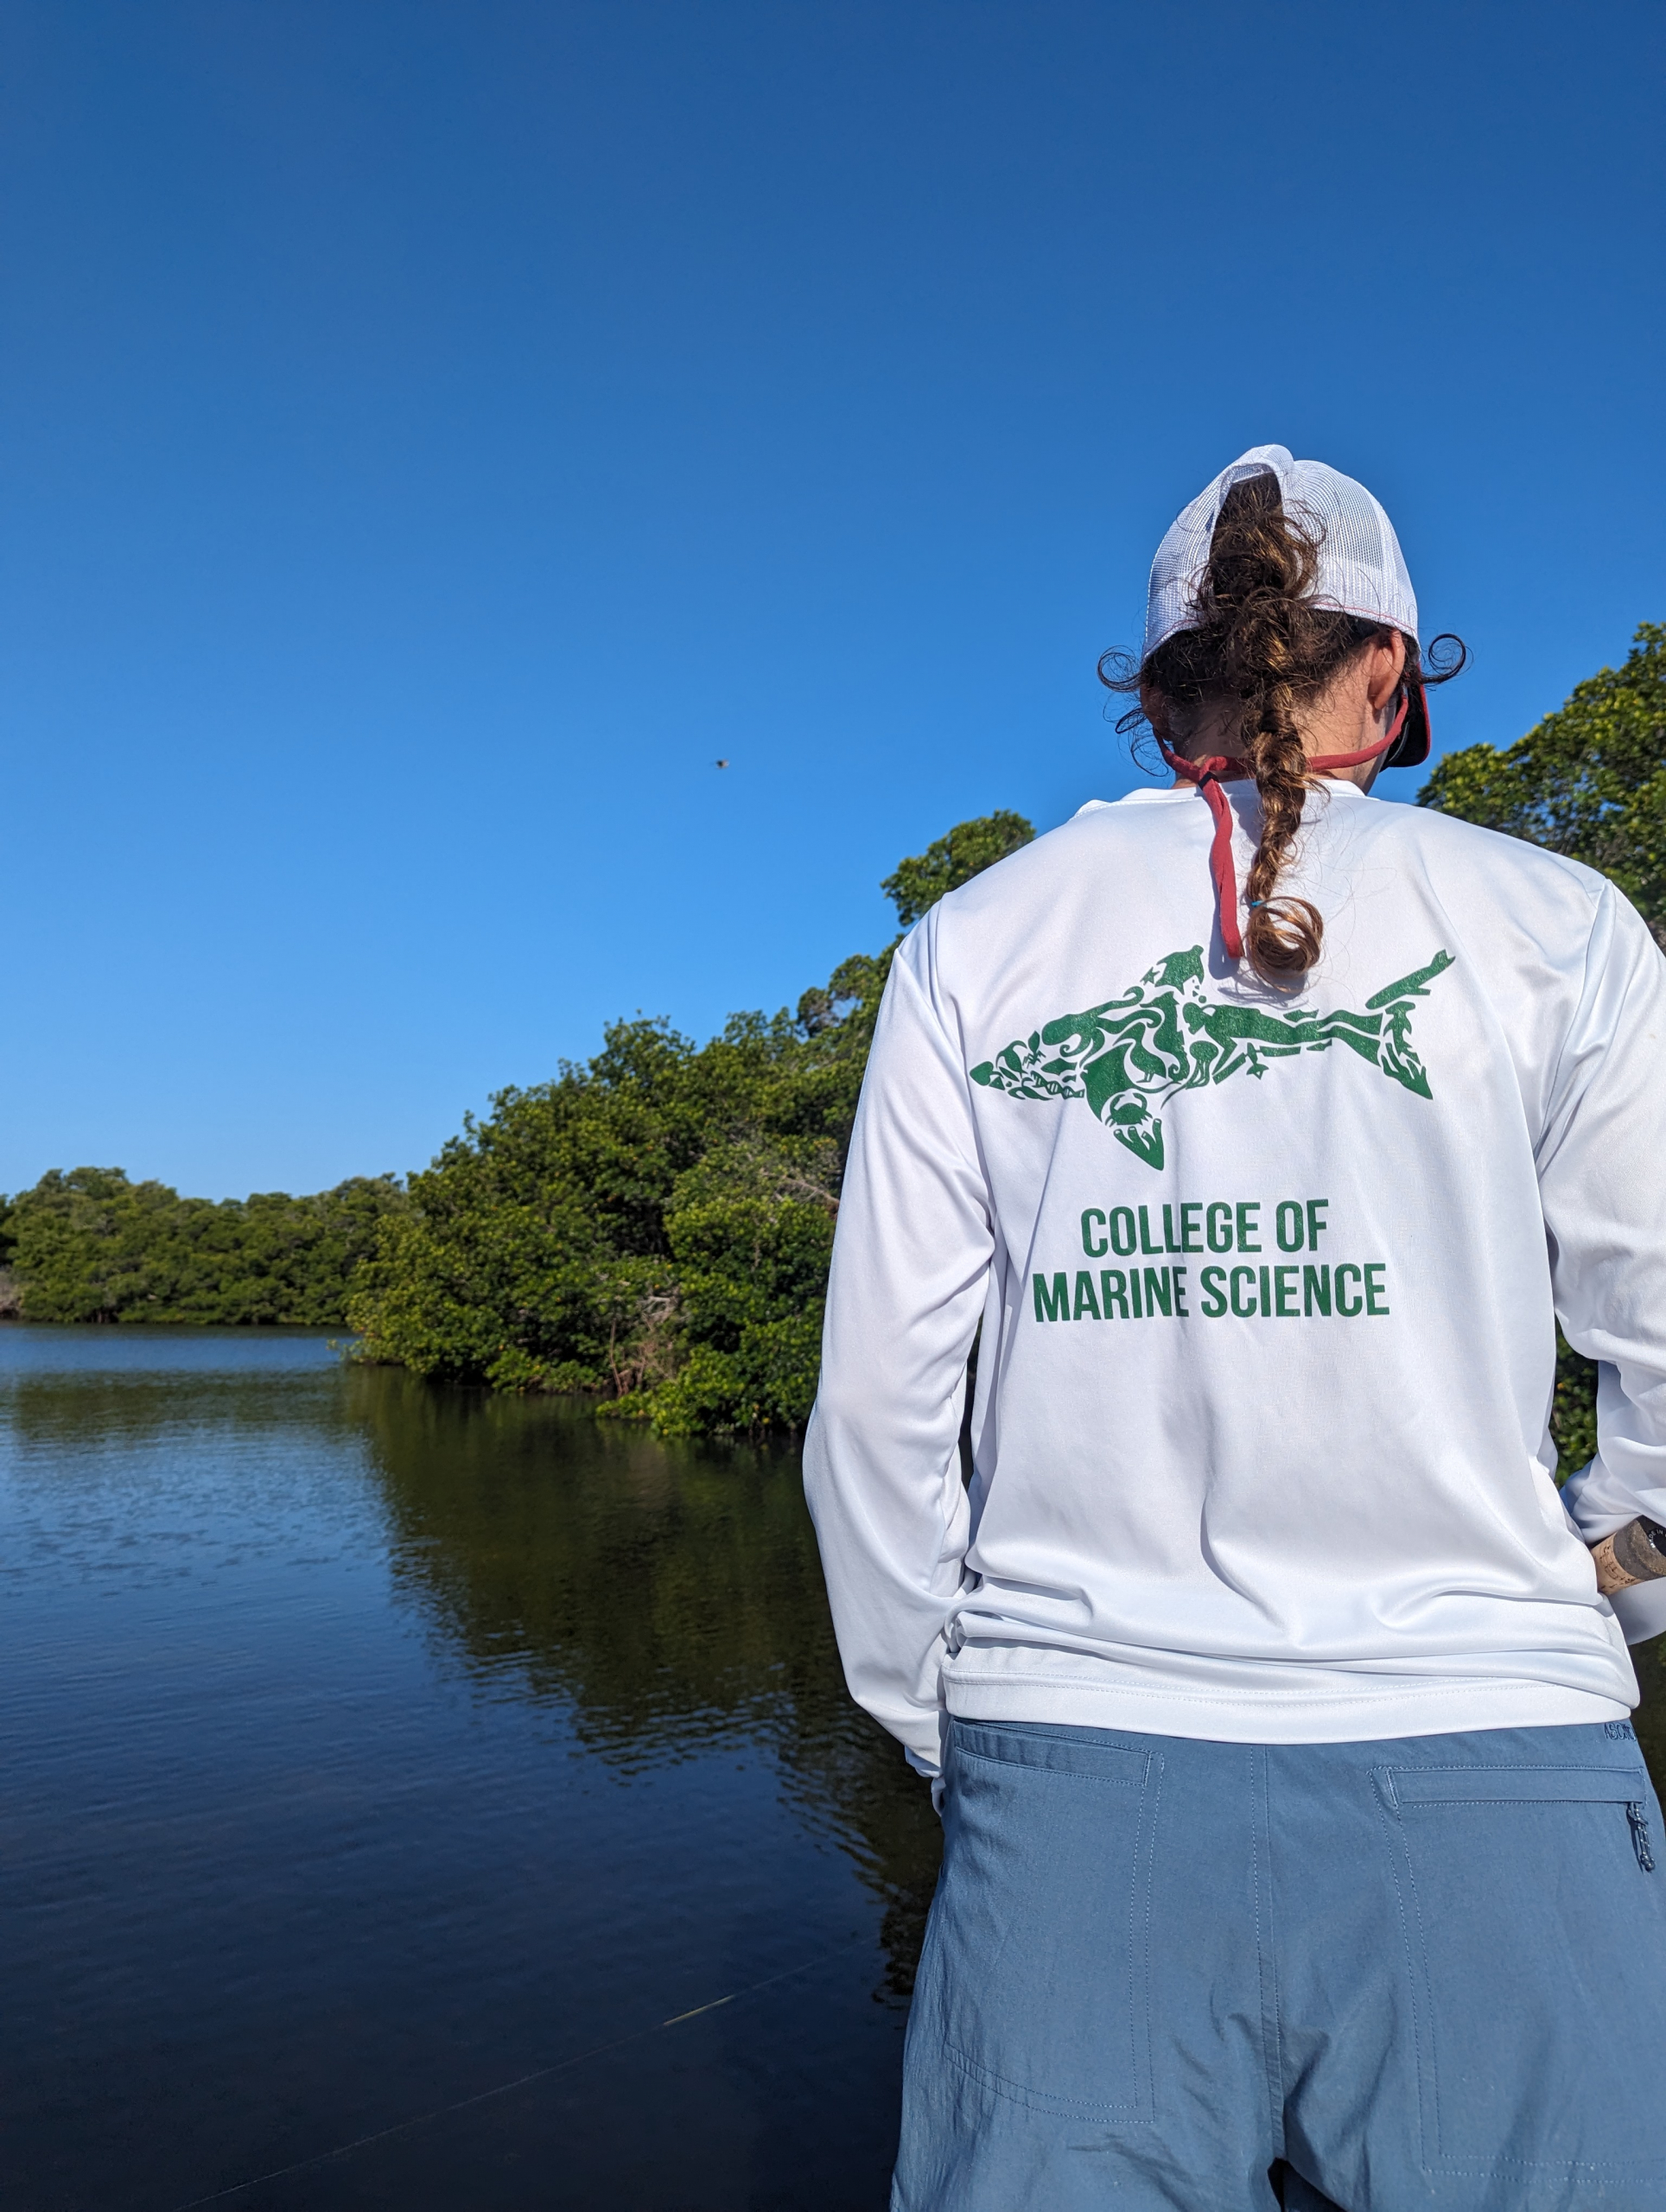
[1197, 474, 1325, 976]
[1100, 474, 1462, 984]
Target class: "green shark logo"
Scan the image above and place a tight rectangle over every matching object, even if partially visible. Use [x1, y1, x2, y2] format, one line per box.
[969, 947, 1455, 1172]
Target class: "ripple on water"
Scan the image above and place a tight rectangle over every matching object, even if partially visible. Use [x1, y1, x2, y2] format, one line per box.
[0, 1329, 940, 2212]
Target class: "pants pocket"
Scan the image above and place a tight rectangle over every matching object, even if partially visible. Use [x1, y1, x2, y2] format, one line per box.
[1375, 1758, 1666, 2174]
[914, 1720, 1160, 2123]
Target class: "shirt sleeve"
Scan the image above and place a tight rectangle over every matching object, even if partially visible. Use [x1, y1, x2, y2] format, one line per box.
[802, 919, 995, 1772]
[1538, 883, 1666, 1643]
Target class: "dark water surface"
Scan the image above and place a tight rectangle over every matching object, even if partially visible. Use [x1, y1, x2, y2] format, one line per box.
[3, 1331, 1663, 2212]
[0, 1330, 941, 2212]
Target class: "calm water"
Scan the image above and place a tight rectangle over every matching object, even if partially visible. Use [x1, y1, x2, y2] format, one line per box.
[3, 1332, 1663, 2212]
[0, 1330, 941, 2212]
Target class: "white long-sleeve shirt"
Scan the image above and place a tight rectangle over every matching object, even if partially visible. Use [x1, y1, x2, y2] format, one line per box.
[803, 780, 1666, 1775]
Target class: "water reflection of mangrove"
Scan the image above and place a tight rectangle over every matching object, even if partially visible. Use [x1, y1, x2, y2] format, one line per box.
[347, 1370, 944, 1996]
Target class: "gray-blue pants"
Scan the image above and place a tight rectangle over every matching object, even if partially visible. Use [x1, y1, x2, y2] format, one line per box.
[894, 1717, 1666, 2210]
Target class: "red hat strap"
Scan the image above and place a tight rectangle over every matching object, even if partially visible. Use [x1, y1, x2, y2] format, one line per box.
[1160, 691, 1410, 963]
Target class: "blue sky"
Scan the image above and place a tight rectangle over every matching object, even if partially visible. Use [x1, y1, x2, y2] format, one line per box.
[3, 0, 1662, 1199]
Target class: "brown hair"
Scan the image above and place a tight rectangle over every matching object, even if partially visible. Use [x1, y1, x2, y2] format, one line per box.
[1100, 474, 1465, 982]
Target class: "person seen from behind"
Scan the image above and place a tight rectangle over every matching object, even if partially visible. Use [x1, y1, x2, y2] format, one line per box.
[804, 446, 1666, 2210]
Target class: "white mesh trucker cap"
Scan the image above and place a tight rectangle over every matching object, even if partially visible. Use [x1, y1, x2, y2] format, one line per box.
[1145, 444, 1419, 656]
[1144, 444, 1427, 764]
